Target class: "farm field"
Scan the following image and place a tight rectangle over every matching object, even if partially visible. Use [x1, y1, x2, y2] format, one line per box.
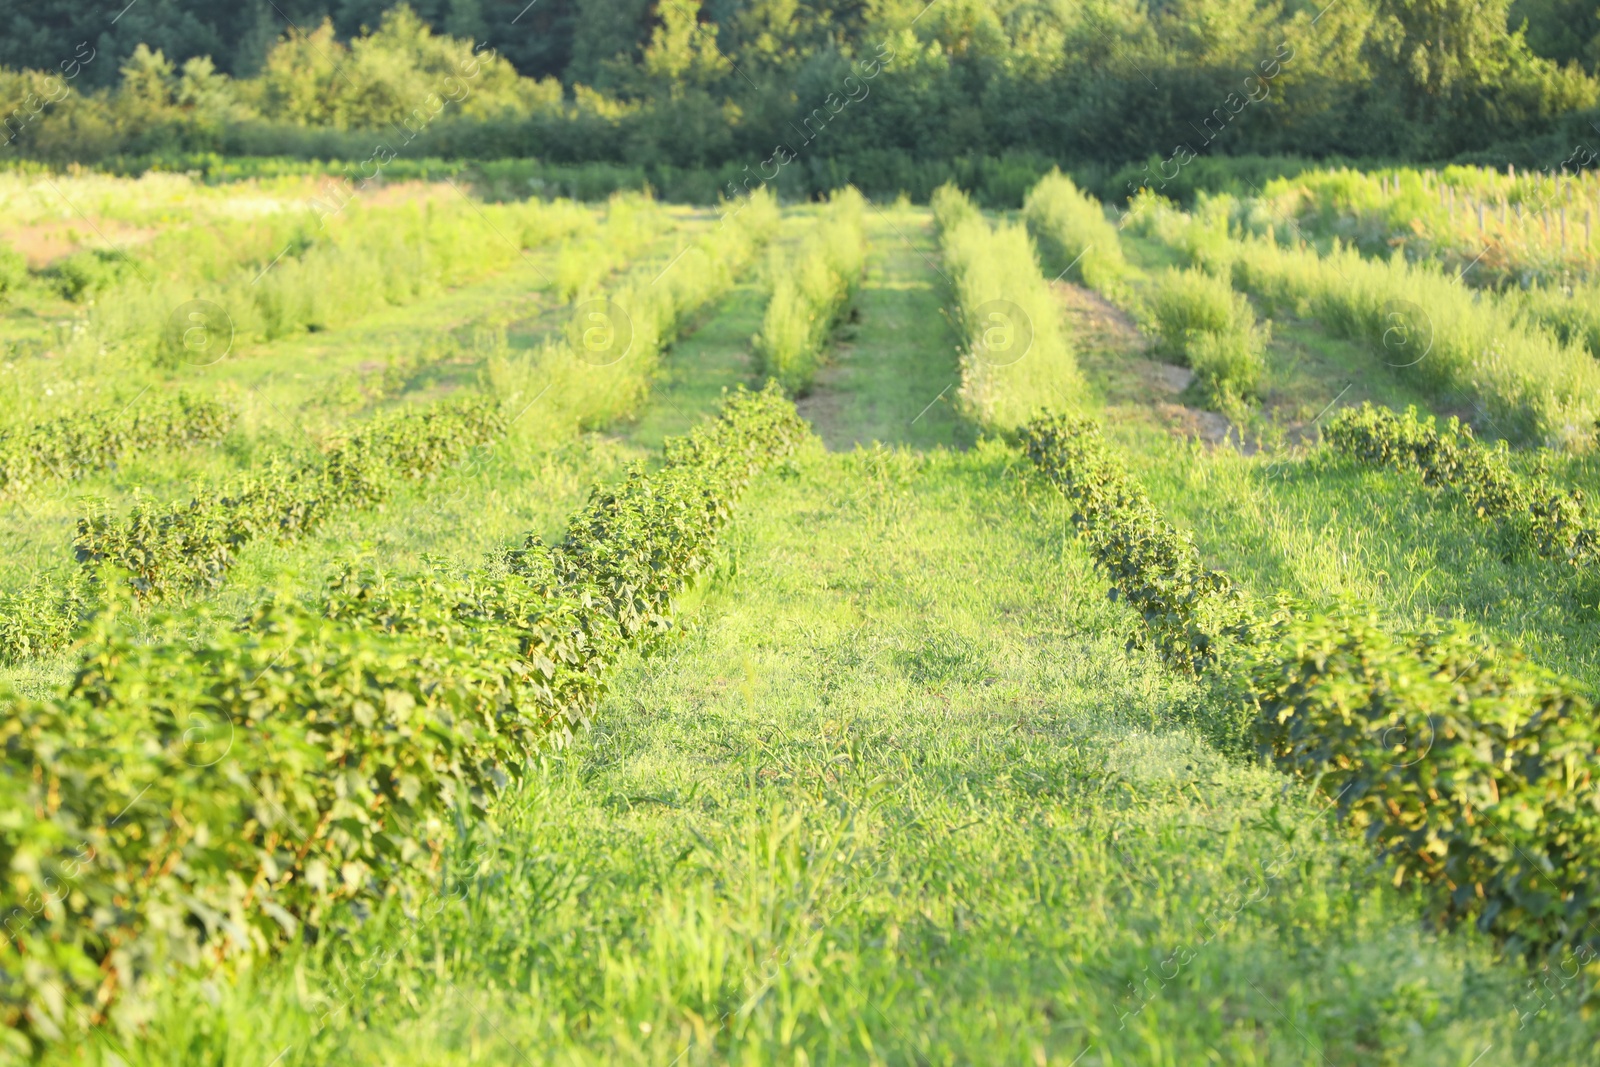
[2, 158, 1600, 1067]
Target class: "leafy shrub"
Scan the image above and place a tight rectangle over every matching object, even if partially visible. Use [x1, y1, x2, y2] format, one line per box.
[931, 182, 980, 232]
[1022, 409, 1600, 964]
[0, 571, 95, 665]
[935, 183, 1081, 430]
[0, 384, 807, 1051]
[1022, 169, 1132, 299]
[1147, 268, 1249, 352]
[1019, 412, 1254, 672]
[1248, 611, 1600, 958]
[1324, 403, 1599, 567]
[1145, 267, 1268, 402]
[0, 240, 26, 296]
[46, 248, 133, 301]
[0, 389, 233, 500]
[754, 187, 866, 395]
[75, 397, 506, 601]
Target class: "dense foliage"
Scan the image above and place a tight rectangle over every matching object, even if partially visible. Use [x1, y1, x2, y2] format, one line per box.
[2, 1, 1598, 180]
[0, 384, 806, 1052]
[753, 187, 865, 395]
[1021, 411, 1600, 966]
[1325, 402, 1600, 568]
[74, 397, 508, 600]
[0, 389, 232, 499]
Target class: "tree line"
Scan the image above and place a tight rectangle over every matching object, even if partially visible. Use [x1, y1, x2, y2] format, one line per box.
[2, 0, 1598, 179]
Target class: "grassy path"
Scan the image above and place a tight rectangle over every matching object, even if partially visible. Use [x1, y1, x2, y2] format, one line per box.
[90, 211, 1600, 1067]
[798, 205, 967, 451]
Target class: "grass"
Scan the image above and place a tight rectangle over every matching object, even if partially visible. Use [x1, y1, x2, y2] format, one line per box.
[794, 202, 968, 452]
[68, 423, 1596, 1066]
[6, 177, 1600, 1064]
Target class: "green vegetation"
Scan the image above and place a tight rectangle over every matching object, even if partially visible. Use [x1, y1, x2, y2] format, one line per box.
[75, 396, 506, 600]
[6, 152, 1600, 1065]
[1145, 268, 1269, 408]
[934, 183, 1081, 430]
[1122, 192, 1600, 447]
[0, 389, 231, 498]
[1023, 411, 1600, 963]
[1325, 403, 1600, 568]
[5, 0, 1600, 185]
[1023, 170, 1133, 299]
[753, 188, 865, 395]
[0, 384, 803, 1052]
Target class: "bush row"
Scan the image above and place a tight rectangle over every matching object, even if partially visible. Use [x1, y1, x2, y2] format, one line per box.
[73, 397, 507, 601]
[0, 389, 232, 499]
[1020, 412, 1254, 673]
[551, 194, 668, 302]
[1324, 403, 1600, 568]
[1125, 194, 1600, 448]
[0, 383, 808, 1053]
[1020, 411, 1600, 962]
[753, 187, 866, 395]
[1022, 169, 1133, 301]
[933, 183, 1080, 431]
[1, 189, 780, 668]
[1023, 172, 1266, 409]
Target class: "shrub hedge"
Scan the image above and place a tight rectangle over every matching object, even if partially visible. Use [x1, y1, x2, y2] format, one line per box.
[74, 398, 507, 601]
[1021, 411, 1600, 965]
[1324, 403, 1600, 568]
[0, 383, 806, 1052]
[0, 390, 233, 500]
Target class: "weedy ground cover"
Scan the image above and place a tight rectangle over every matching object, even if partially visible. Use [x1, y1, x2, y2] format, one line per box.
[934, 183, 1082, 429]
[38, 206, 1599, 1065]
[3, 182, 1600, 1065]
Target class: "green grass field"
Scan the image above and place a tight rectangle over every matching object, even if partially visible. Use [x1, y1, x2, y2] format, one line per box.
[3, 177, 1599, 1065]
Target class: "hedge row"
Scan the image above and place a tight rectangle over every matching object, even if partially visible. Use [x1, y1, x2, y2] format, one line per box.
[753, 187, 866, 395]
[1021, 172, 1267, 407]
[74, 397, 508, 601]
[3, 192, 781, 668]
[1021, 412, 1600, 962]
[0, 398, 502, 666]
[933, 183, 1081, 431]
[0, 383, 807, 1052]
[0, 390, 233, 499]
[1324, 402, 1599, 568]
